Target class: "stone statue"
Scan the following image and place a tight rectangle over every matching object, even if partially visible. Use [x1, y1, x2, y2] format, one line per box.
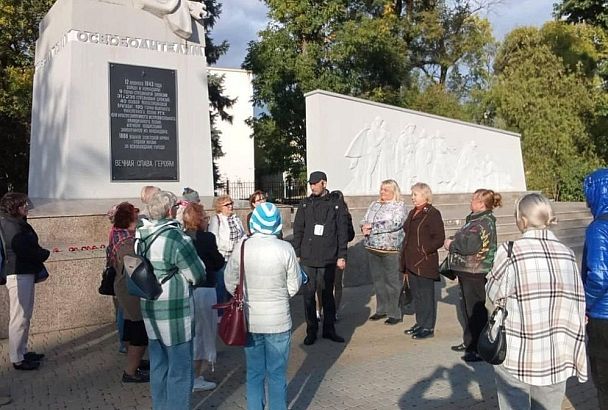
[133, 0, 205, 40]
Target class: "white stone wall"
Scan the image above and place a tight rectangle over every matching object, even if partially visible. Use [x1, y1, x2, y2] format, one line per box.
[208, 67, 255, 184]
[28, 0, 214, 199]
[305, 90, 526, 195]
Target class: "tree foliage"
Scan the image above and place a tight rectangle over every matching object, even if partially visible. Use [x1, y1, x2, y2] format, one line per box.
[244, 0, 495, 179]
[0, 0, 54, 194]
[487, 22, 605, 200]
[554, 0, 608, 31]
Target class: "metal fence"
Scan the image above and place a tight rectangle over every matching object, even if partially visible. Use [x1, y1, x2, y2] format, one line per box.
[216, 180, 308, 204]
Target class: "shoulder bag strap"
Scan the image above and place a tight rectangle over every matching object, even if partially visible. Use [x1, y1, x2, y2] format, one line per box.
[236, 238, 248, 299]
[499, 241, 515, 310]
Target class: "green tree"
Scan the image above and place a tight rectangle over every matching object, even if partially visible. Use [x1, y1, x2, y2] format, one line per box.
[0, 0, 55, 194]
[202, 0, 234, 190]
[554, 0, 608, 30]
[487, 23, 603, 200]
[245, 0, 495, 178]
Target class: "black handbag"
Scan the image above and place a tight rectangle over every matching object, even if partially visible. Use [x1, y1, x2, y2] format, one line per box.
[399, 277, 414, 315]
[438, 255, 457, 280]
[99, 266, 116, 295]
[477, 241, 514, 365]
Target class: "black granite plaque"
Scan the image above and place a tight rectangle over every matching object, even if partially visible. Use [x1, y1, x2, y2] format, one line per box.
[109, 63, 178, 181]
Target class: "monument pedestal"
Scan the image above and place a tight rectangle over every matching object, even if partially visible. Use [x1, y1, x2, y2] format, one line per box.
[28, 0, 213, 199]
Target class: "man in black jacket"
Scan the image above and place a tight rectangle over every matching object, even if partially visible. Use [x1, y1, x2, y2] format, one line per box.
[293, 171, 349, 345]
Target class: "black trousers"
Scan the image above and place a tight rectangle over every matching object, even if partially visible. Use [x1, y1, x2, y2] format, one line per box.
[408, 273, 437, 330]
[302, 264, 336, 337]
[588, 317, 608, 410]
[457, 275, 488, 353]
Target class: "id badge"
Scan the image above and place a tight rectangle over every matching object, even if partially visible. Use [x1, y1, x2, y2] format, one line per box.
[313, 224, 324, 236]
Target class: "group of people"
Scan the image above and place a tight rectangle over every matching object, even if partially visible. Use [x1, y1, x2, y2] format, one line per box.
[0, 166, 607, 410]
[359, 175, 603, 409]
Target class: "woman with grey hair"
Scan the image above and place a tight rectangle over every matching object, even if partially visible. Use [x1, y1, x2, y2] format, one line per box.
[399, 182, 445, 339]
[136, 190, 207, 409]
[361, 180, 408, 325]
[486, 193, 587, 409]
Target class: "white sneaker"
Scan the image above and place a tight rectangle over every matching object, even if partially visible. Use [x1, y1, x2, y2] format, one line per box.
[193, 376, 217, 392]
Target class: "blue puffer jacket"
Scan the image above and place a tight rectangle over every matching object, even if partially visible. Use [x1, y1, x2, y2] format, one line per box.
[583, 168, 608, 319]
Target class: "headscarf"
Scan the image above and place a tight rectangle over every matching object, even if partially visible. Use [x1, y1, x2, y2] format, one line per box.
[249, 203, 282, 236]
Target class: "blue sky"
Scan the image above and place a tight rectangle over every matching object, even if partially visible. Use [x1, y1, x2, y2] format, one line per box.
[211, 0, 556, 69]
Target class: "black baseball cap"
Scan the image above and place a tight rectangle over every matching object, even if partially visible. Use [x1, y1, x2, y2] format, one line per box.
[308, 171, 327, 184]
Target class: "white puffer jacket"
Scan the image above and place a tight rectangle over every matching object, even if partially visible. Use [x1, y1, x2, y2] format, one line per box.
[225, 234, 301, 334]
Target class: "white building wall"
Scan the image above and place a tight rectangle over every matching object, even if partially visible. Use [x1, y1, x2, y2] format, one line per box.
[208, 67, 255, 184]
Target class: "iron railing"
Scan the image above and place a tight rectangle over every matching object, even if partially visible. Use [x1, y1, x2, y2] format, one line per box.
[216, 180, 308, 205]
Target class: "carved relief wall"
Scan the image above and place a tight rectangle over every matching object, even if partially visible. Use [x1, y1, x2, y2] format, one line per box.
[306, 90, 526, 195]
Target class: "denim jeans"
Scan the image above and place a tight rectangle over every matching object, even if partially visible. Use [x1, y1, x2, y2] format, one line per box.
[148, 339, 193, 410]
[244, 331, 291, 410]
[494, 364, 567, 410]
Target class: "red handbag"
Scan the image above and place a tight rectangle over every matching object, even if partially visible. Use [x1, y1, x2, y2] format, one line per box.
[212, 239, 248, 346]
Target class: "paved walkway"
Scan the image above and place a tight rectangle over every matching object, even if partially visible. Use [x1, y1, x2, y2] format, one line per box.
[0, 283, 599, 409]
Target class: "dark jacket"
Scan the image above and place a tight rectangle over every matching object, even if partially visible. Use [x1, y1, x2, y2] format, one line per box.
[448, 210, 497, 277]
[399, 205, 445, 279]
[292, 190, 349, 267]
[186, 229, 224, 288]
[0, 214, 50, 276]
[583, 168, 608, 320]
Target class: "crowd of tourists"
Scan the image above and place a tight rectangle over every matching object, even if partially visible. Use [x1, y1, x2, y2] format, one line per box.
[0, 168, 606, 410]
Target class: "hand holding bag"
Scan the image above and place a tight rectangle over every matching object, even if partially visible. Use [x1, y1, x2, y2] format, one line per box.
[212, 239, 248, 346]
[477, 241, 514, 365]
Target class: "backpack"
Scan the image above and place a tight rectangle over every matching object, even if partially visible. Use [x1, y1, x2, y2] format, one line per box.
[124, 224, 179, 300]
[329, 190, 355, 242]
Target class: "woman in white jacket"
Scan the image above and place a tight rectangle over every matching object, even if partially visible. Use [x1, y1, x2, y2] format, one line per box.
[225, 203, 301, 410]
[208, 195, 245, 307]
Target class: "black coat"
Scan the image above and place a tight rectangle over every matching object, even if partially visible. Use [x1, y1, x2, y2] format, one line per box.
[0, 214, 50, 276]
[186, 229, 224, 287]
[292, 191, 349, 267]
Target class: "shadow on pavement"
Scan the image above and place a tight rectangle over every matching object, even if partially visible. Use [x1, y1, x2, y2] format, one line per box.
[287, 283, 371, 409]
[399, 361, 497, 409]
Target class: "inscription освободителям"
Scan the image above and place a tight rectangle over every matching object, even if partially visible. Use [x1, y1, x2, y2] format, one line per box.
[109, 63, 178, 181]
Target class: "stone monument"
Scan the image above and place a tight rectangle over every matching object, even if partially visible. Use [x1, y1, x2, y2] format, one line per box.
[0, 0, 215, 338]
[305, 90, 526, 195]
[28, 0, 214, 199]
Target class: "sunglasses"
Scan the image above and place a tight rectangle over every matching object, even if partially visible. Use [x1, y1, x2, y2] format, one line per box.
[223, 202, 234, 207]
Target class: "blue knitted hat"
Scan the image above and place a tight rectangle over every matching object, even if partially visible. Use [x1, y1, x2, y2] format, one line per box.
[250, 203, 282, 236]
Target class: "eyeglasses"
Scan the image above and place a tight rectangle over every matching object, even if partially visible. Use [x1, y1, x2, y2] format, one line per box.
[223, 202, 234, 207]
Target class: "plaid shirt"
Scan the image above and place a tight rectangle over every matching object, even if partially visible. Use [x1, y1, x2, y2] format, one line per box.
[136, 219, 206, 346]
[486, 229, 588, 386]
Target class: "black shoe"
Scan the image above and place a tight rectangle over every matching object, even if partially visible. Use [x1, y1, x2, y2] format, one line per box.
[411, 328, 434, 339]
[404, 324, 421, 335]
[451, 343, 467, 352]
[322, 332, 345, 343]
[13, 360, 40, 370]
[122, 369, 149, 383]
[384, 317, 403, 325]
[138, 359, 150, 371]
[369, 313, 387, 321]
[24, 352, 44, 361]
[462, 352, 483, 362]
[303, 335, 317, 345]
